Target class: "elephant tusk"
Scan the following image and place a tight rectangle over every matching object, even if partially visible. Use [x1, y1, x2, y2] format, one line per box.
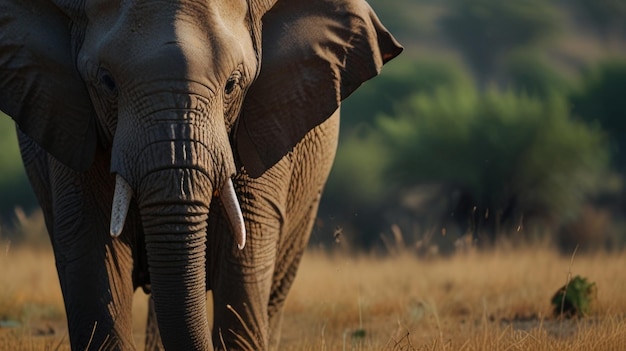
[110, 174, 133, 237]
[220, 178, 246, 250]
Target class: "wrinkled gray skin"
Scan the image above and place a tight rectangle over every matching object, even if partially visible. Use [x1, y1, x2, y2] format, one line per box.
[0, 0, 401, 349]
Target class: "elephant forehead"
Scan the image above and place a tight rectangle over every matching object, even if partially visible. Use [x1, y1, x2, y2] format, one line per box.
[81, 0, 256, 70]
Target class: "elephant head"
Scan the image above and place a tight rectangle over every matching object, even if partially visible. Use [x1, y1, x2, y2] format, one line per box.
[0, 0, 401, 348]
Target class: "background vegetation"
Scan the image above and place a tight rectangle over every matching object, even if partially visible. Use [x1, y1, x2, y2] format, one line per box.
[0, 116, 36, 223]
[1, 0, 626, 253]
[315, 0, 626, 252]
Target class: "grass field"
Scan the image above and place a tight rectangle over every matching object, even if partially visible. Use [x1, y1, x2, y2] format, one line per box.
[1, 240, 625, 350]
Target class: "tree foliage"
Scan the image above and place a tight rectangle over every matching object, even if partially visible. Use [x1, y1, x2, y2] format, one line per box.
[499, 51, 570, 98]
[570, 0, 626, 43]
[440, 0, 560, 81]
[570, 59, 626, 171]
[385, 87, 608, 226]
[324, 80, 610, 246]
[341, 57, 472, 134]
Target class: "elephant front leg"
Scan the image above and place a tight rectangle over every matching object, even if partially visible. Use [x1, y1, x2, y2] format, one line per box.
[145, 295, 165, 351]
[267, 199, 322, 351]
[265, 113, 340, 350]
[46, 157, 137, 350]
[207, 185, 283, 350]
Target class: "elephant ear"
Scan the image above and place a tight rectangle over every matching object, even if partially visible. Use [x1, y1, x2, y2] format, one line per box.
[0, 0, 96, 171]
[236, 0, 402, 178]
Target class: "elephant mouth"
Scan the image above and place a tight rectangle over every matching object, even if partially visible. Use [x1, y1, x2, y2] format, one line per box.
[109, 174, 246, 249]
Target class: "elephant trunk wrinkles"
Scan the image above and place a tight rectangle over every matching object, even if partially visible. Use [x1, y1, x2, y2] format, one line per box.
[110, 105, 246, 245]
[139, 167, 213, 350]
[115, 124, 244, 348]
[110, 173, 245, 248]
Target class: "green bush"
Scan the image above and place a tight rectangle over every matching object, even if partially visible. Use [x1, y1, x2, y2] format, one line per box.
[322, 59, 474, 246]
[382, 87, 609, 237]
[323, 83, 610, 246]
[551, 275, 597, 318]
[326, 128, 390, 205]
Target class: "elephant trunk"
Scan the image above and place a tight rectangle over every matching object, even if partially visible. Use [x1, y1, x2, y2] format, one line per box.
[139, 167, 212, 350]
[109, 89, 246, 247]
[110, 175, 245, 248]
[109, 110, 246, 348]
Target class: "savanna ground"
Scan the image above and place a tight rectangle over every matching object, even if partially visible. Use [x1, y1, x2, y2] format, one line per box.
[1, 233, 626, 350]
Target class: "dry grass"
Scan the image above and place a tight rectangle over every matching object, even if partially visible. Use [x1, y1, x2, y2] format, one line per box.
[281, 246, 626, 350]
[1, 240, 626, 350]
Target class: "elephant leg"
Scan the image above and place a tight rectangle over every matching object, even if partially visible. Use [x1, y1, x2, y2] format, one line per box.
[145, 295, 165, 351]
[208, 207, 279, 350]
[267, 113, 340, 350]
[17, 129, 54, 233]
[267, 199, 322, 351]
[207, 166, 290, 350]
[208, 113, 338, 350]
[53, 161, 137, 349]
[24, 142, 137, 350]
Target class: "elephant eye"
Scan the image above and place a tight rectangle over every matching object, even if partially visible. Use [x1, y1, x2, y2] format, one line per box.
[225, 71, 241, 95]
[98, 68, 118, 95]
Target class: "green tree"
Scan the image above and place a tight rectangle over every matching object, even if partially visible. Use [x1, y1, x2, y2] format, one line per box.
[440, 0, 560, 83]
[570, 0, 626, 46]
[323, 84, 610, 247]
[570, 59, 626, 172]
[320, 59, 473, 247]
[499, 50, 569, 98]
[340, 57, 472, 135]
[381, 87, 609, 242]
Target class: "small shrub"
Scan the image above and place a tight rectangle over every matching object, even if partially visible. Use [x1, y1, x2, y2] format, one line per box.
[551, 275, 597, 318]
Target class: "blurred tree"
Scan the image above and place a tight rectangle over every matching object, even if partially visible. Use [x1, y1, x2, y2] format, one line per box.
[570, 0, 626, 46]
[498, 50, 570, 98]
[323, 83, 610, 247]
[440, 0, 560, 84]
[317, 127, 393, 248]
[382, 88, 609, 243]
[319, 58, 473, 247]
[570, 59, 626, 172]
[367, 0, 427, 42]
[340, 57, 472, 135]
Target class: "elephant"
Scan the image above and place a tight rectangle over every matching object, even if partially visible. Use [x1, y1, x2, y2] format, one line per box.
[0, 0, 401, 349]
